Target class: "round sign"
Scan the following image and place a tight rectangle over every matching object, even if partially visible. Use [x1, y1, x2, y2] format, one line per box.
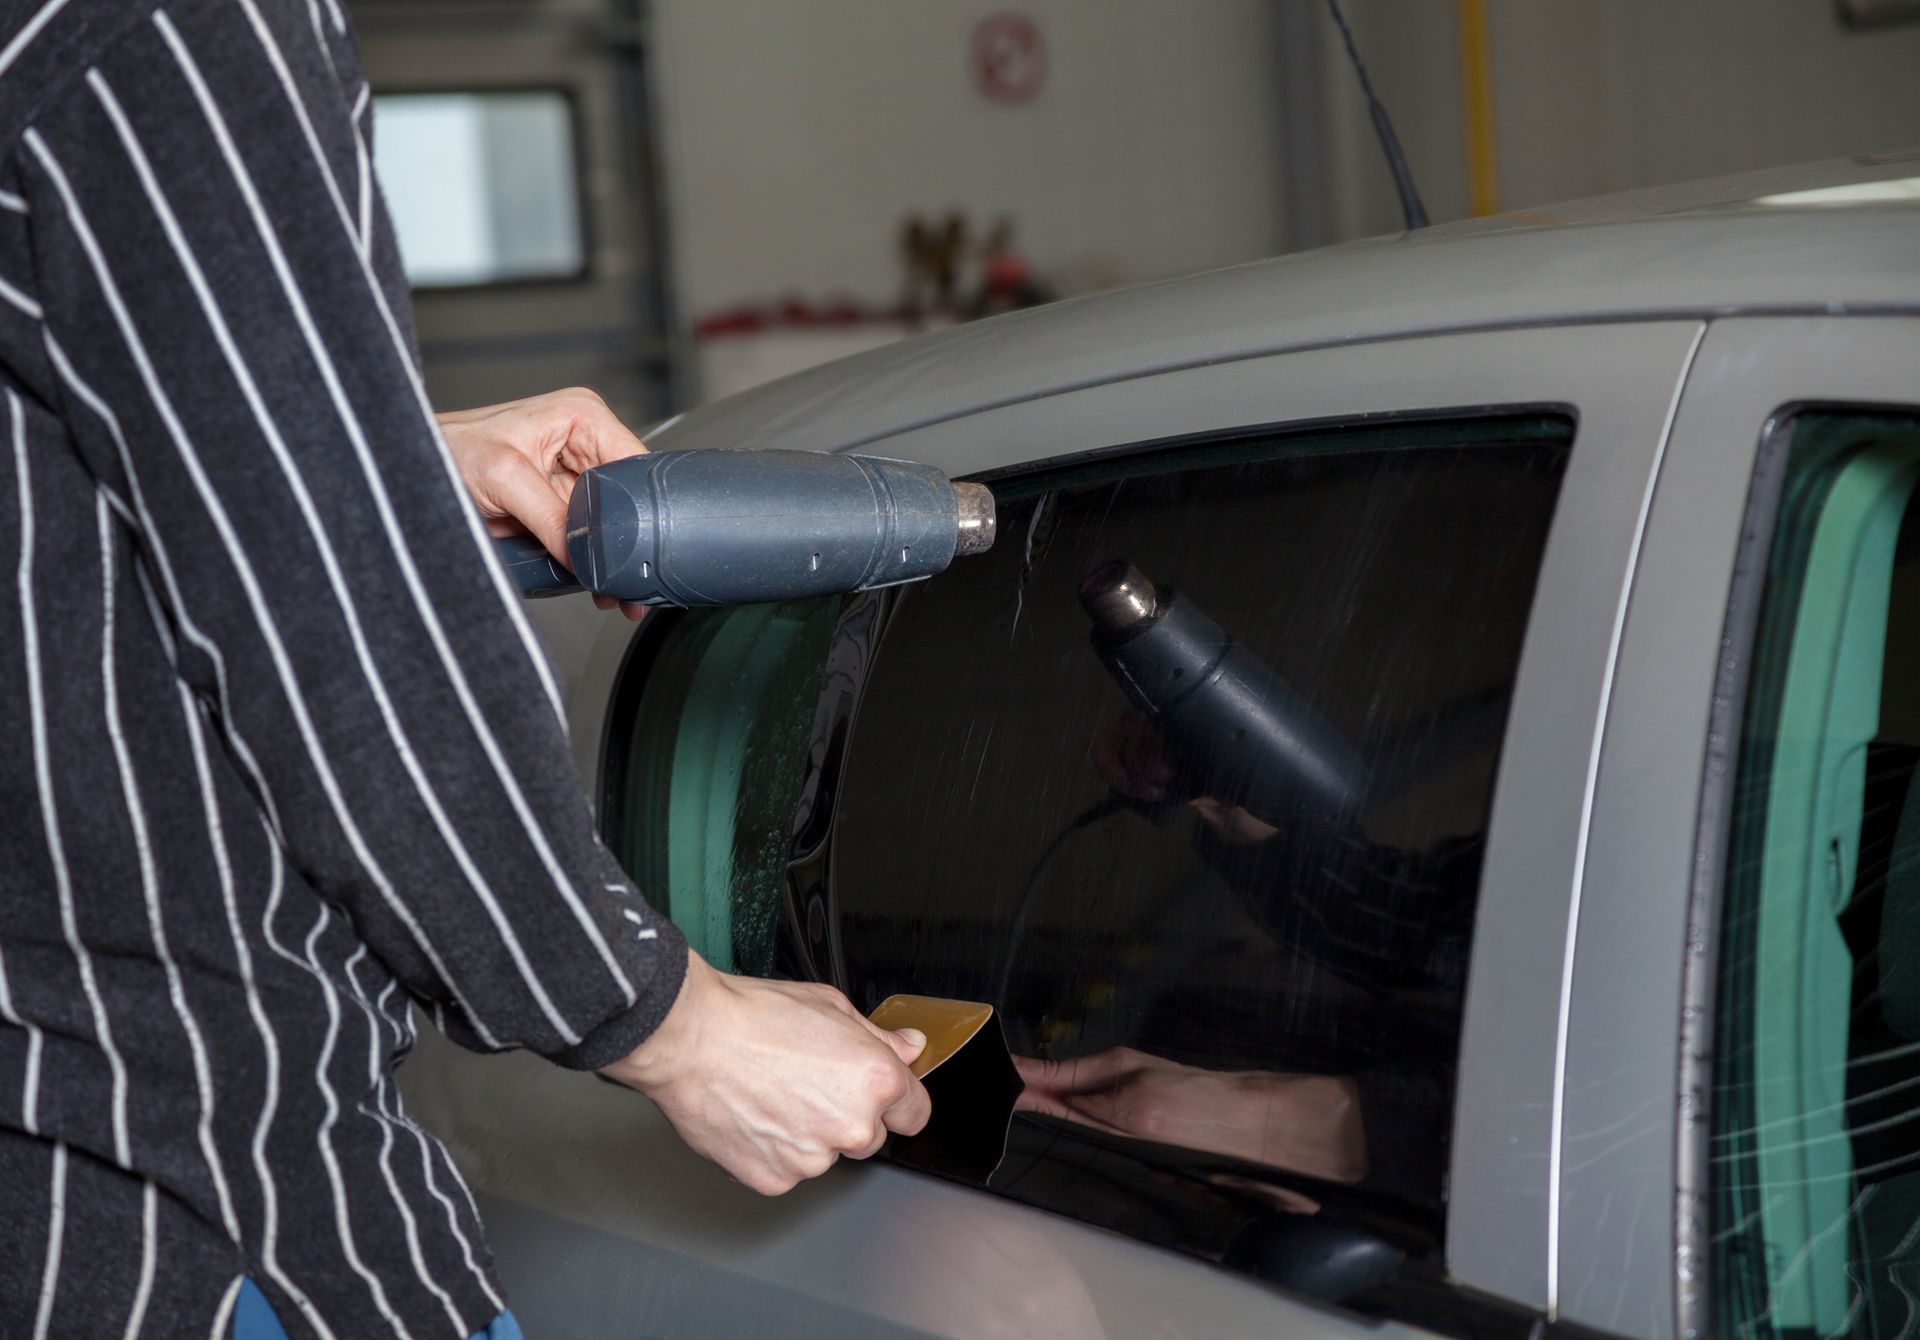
[970, 12, 1047, 107]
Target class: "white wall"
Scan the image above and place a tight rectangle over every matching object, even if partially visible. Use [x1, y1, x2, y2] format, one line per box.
[1325, 0, 1920, 240]
[648, 0, 1290, 320]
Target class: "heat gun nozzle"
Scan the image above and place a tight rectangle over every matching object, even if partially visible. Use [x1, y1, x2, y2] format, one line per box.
[1078, 559, 1159, 635]
[952, 483, 997, 557]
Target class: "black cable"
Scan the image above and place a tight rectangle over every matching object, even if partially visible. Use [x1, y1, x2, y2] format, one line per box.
[990, 793, 1132, 1013]
[1323, 0, 1430, 231]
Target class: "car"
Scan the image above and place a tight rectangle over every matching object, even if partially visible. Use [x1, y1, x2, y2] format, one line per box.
[398, 152, 1920, 1340]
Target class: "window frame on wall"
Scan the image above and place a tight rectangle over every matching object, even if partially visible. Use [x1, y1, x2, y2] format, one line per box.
[1685, 405, 1920, 1340]
[372, 83, 596, 294]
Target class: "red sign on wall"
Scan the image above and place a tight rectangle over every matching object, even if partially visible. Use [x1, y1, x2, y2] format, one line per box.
[970, 12, 1048, 106]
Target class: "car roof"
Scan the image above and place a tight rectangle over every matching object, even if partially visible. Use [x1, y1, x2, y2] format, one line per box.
[652, 152, 1920, 459]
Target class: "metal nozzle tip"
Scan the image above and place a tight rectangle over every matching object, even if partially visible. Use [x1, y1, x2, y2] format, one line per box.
[952, 483, 997, 557]
[1078, 559, 1158, 632]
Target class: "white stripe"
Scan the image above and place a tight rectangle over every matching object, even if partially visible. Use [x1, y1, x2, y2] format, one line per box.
[368, 982, 506, 1316]
[345, 955, 469, 1335]
[0, 396, 46, 1135]
[26, 129, 507, 1048]
[301, 908, 418, 1336]
[168, 11, 641, 1008]
[207, 1277, 244, 1340]
[215, 4, 566, 723]
[97, 520, 242, 1241]
[42, 497, 136, 1168]
[45, 335, 284, 845]
[31, 1142, 67, 1340]
[0, 272, 41, 318]
[350, 83, 372, 248]
[121, 1182, 158, 1340]
[93, 71, 584, 1044]
[176, 683, 327, 1332]
[0, 0, 74, 79]
[0, 187, 28, 213]
[23, 401, 134, 1168]
[248, 838, 342, 1340]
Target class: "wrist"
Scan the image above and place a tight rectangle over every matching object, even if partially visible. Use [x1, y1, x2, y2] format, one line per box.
[600, 949, 720, 1094]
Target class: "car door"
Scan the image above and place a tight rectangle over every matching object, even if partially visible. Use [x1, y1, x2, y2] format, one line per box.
[1560, 316, 1920, 1340]
[398, 320, 1703, 1339]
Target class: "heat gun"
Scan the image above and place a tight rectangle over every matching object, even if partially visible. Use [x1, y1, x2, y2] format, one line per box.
[1077, 559, 1366, 827]
[494, 449, 997, 606]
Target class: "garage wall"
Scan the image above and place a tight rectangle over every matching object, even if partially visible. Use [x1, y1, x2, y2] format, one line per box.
[647, 0, 1290, 321]
[1325, 0, 1920, 240]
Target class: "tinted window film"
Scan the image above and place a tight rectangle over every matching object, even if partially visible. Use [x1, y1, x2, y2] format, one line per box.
[599, 415, 1573, 1311]
[829, 416, 1570, 1274]
[1710, 413, 1920, 1339]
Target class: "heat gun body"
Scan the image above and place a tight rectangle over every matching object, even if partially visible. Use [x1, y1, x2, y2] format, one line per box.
[496, 449, 996, 607]
[1080, 560, 1366, 827]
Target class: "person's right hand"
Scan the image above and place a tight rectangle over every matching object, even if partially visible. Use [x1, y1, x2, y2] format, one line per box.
[599, 951, 932, 1194]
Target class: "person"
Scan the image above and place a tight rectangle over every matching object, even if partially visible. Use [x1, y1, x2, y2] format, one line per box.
[0, 2, 928, 1336]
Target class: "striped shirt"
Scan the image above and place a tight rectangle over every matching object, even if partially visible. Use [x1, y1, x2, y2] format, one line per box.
[0, 1, 687, 1335]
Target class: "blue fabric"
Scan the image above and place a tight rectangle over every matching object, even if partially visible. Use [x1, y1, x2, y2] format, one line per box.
[232, 1280, 290, 1340]
[231, 1278, 521, 1339]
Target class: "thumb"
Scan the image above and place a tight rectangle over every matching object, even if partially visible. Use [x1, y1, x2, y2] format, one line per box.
[884, 1028, 927, 1066]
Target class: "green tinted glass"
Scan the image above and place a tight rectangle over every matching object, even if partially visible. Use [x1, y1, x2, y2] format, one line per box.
[1713, 413, 1920, 1338]
[603, 599, 839, 974]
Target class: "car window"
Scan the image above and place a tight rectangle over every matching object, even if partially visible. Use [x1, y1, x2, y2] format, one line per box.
[602, 412, 1575, 1312]
[1710, 412, 1920, 1340]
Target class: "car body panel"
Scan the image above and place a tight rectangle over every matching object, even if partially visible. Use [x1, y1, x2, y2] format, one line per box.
[401, 1036, 1433, 1340]
[1555, 316, 1920, 1337]
[636, 162, 1919, 470]
[437, 320, 1705, 1335]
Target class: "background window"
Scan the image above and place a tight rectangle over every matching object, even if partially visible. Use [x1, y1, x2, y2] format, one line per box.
[373, 90, 586, 288]
[602, 414, 1573, 1306]
[1711, 413, 1920, 1339]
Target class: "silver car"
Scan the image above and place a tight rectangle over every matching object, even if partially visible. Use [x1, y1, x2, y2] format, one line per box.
[401, 153, 1920, 1340]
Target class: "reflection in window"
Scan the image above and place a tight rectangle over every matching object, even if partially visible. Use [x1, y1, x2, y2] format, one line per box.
[600, 417, 1575, 1312]
[1712, 413, 1920, 1339]
[831, 418, 1571, 1291]
[372, 90, 584, 288]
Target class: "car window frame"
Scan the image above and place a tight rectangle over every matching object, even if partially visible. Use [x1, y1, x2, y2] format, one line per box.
[536, 322, 1710, 1328]
[1569, 316, 1920, 1339]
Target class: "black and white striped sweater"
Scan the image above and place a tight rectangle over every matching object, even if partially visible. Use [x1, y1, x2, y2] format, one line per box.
[0, 1, 687, 1334]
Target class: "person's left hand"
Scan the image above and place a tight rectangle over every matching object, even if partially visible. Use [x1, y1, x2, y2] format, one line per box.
[1014, 1047, 1368, 1184]
[437, 387, 652, 621]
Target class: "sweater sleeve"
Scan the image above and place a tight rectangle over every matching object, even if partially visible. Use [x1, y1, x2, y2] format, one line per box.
[14, 0, 685, 1069]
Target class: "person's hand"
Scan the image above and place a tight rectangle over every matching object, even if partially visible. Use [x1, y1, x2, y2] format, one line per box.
[1089, 714, 1280, 845]
[436, 388, 651, 620]
[600, 952, 932, 1195]
[1014, 1047, 1367, 1184]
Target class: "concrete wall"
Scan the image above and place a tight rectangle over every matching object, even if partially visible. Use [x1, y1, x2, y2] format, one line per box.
[1325, 0, 1920, 240]
[647, 0, 1290, 320]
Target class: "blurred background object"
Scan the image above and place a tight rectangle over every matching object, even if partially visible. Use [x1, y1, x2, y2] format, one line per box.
[350, 0, 1920, 420]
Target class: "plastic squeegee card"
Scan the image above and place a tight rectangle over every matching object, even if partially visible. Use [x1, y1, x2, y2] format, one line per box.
[868, 994, 994, 1079]
[867, 994, 1022, 1185]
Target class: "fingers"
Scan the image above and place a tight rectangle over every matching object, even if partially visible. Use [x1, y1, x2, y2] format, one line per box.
[1013, 1047, 1145, 1097]
[476, 447, 572, 560]
[556, 387, 649, 471]
[880, 1069, 931, 1139]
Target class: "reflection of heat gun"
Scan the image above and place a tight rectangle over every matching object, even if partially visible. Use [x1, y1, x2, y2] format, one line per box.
[992, 559, 1367, 1012]
[1077, 560, 1366, 827]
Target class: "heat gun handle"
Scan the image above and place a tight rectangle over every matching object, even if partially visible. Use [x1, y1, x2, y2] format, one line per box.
[493, 533, 582, 598]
